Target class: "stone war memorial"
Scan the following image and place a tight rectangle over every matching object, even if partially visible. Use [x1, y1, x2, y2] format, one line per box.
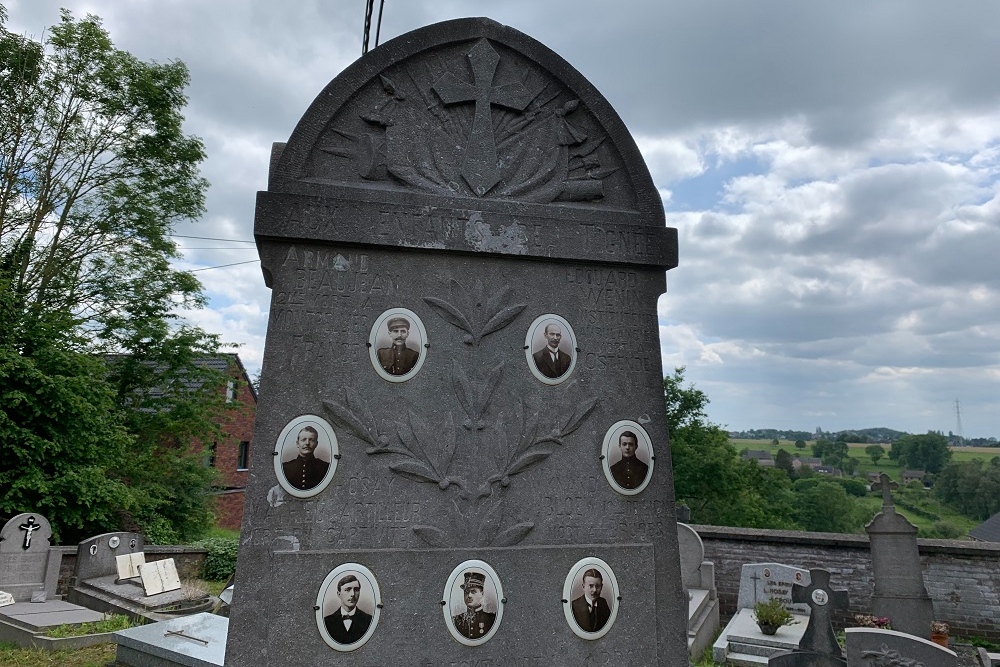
[228, 18, 684, 666]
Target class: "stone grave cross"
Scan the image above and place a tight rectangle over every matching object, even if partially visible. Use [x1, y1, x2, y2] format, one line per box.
[432, 39, 534, 195]
[871, 473, 898, 511]
[792, 569, 848, 656]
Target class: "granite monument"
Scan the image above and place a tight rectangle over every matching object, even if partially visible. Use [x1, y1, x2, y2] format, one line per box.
[227, 16, 683, 667]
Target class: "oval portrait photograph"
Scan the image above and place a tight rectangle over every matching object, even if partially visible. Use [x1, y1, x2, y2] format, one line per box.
[601, 420, 654, 495]
[368, 307, 428, 383]
[563, 557, 620, 641]
[316, 564, 381, 652]
[442, 560, 504, 646]
[524, 313, 577, 385]
[273, 415, 338, 498]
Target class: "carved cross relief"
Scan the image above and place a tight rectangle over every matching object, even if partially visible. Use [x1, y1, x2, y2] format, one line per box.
[432, 39, 534, 196]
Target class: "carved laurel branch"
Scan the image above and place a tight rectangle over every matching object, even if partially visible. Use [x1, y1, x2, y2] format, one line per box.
[413, 497, 534, 549]
[423, 279, 526, 346]
[452, 360, 504, 430]
[482, 382, 599, 497]
[323, 389, 466, 493]
[861, 645, 925, 667]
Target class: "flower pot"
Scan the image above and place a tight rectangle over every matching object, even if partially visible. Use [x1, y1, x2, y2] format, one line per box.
[930, 631, 948, 647]
[758, 622, 779, 636]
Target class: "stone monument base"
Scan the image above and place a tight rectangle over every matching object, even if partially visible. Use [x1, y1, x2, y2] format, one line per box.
[712, 608, 808, 666]
[0, 600, 109, 650]
[115, 612, 227, 667]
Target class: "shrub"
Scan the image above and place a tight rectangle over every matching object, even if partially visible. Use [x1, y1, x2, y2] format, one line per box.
[191, 537, 239, 581]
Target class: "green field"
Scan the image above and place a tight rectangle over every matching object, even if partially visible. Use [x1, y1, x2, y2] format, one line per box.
[728, 438, 995, 537]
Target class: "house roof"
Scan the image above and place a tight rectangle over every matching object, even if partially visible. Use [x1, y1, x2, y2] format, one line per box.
[106, 352, 257, 403]
[969, 512, 1000, 542]
[742, 450, 773, 461]
[902, 470, 926, 479]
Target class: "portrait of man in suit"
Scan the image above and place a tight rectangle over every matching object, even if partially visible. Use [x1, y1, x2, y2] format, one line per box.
[281, 425, 330, 491]
[571, 568, 612, 633]
[452, 571, 497, 640]
[323, 574, 373, 645]
[531, 322, 572, 379]
[376, 316, 419, 376]
[609, 430, 649, 490]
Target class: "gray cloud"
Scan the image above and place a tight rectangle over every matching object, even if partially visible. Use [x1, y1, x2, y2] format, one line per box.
[7, 0, 999, 437]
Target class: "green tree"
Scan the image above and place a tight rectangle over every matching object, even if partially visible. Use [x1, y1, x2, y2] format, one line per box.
[933, 459, 1000, 520]
[889, 432, 952, 473]
[794, 439, 807, 450]
[666, 368, 797, 529]
[793, 479, 865, 533]
[774, 448, 795, 475]
[0, 8, 223, 543]
[865, 444, 885, 465]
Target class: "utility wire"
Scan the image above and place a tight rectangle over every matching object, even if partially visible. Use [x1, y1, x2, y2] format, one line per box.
[171, 234, 255, 243]
[375, 0, 385, 48]
[363, 0, 374, 54]
[188, 260, 260, 273]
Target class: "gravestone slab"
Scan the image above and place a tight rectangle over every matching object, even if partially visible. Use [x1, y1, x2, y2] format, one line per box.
[0, 600, 106, 632]
[139, 558, 181, 596]
[715, 563, 811, 664]
[117, 552, 145, 580]
[228, 16, 683, 667]
[866, 474, 934, 638]
[0, 513, 58, 602]
[677, 523, 719, 659]
[115, 612, 227, 667]
[72, 532, 145, 583]
[737, 563, 812, 615]
[845, 628, 957, 667]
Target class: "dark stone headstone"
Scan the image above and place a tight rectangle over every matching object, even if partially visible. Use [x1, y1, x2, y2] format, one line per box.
[845, 627, 957, 667]
[227, 16, 684, 667]
[866, 473, 934, 638]
[768, 568, 848, 667]
[0, 513, 58, 602]
[71, 532, 145, 583]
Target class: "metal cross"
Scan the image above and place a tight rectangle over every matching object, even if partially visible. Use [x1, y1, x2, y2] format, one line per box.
[432, 39, 534, 196]
[18, 516, 40, 550]
[791, 568, 849, 656]
[749, 571, 762, 605]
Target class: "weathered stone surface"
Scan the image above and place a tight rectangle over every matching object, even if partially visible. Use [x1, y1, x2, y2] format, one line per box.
[227, 16, 683, 667]
[0, 513, 58, 602]
[737, 562, 812, 615]
[72, 532, 145, 583]
[866, 474, 934, 638]
[845, 628, 957, 667]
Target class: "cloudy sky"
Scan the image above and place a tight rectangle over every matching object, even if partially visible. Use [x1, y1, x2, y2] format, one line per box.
[7, 1, 1000, 438]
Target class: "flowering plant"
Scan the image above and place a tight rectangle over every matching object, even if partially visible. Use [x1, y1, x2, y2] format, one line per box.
[931, 621, 950, 634]
[854, 614, 892, 629]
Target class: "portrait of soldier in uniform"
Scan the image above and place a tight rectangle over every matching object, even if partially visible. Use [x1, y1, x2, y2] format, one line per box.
[609, 430, 649, 490]
[376, 316, 420, 376]
[571, 568, 612, 633]
[281, 425, 330, 491]
[452, 571, 496, 640]
[323, 574, 374, 645]
[602, 420, 654, 496]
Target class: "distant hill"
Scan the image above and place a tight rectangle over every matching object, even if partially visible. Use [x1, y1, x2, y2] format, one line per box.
[730, 427, 909, 443]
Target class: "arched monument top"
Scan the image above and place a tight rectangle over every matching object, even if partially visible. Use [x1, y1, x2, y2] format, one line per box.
[268, 17, 664, 222]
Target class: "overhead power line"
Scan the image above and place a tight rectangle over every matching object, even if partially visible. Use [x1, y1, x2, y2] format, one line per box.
[188, 260, 260, 273]
[171, 234, 255, 243]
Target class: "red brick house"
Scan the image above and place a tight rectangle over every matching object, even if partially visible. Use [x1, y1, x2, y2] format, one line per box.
[200, 354, 257, 531]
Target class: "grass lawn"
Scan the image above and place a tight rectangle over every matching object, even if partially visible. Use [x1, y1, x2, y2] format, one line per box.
[0, 643, 115, 667]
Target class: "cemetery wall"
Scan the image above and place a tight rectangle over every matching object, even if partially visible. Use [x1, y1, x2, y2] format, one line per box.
[56, 546, 207, 595]
[693, 524, 1000, 641]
